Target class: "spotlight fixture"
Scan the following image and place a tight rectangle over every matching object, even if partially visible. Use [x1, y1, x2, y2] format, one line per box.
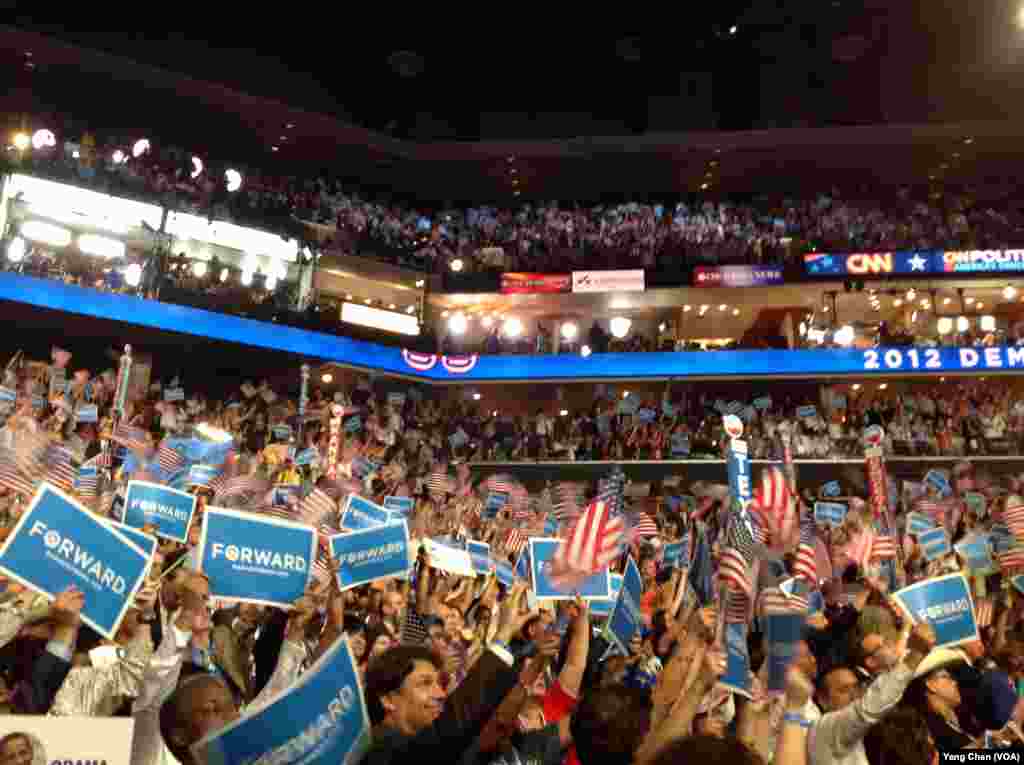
[450, 258, 464, 272]
[560, 321, 578, 341]
[321, 373, 333, 383]
[1004, 285, 1018, 300]
[580, 345, 592, 358]
[448, 312, 468, 335]
[893, 299, 903, 307]
[609, 316, 632, 338]
[503, 317, 524, 338]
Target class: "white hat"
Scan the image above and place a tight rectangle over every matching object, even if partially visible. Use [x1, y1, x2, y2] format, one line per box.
[913, 647, 970, 679]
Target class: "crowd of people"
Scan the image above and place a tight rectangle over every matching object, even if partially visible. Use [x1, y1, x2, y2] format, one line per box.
[11, 132, 1024, 276]
[0, 340, 1020, 765]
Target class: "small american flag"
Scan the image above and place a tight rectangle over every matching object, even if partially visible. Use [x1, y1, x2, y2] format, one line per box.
[1004, 503, 1024, 543]
[111, 423, 150, 454]
[298, 488, 337, 527]
[552, 468, 628, 578]
[630, 511, 659, 541]
[793, 512, 818, 584]
[998, 548, 1024, 572]
[504, 528, 527, 557]
[213, 473, 270, 504]
[719, 512, 758, 597]
[870, 534, 898, 562]
[77, 454, 102, 499]
[156, 440, 185, 474]
[761, 587, 808, 616]
[0, 454, 34, 499]
[40, 445, 75, 494]
[750, 465, 795, 546]
[724, 588, 750, 624]
[974, 595, 994, 629]
[426, 469, 452, 496]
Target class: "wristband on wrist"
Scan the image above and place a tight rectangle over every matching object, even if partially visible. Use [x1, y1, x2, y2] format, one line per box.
[782, 712, 813, 728]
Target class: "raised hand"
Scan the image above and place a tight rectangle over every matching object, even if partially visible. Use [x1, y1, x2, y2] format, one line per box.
[52, 586, 85, 626]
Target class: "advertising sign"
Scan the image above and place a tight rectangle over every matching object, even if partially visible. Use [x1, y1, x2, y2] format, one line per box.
[693, 265, 783, 287]
[571, 269, 645, 293]
[500, 273, 572, 295]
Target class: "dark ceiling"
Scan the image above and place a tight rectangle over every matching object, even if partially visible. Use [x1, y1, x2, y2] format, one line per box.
[3, 2, 1024, 204]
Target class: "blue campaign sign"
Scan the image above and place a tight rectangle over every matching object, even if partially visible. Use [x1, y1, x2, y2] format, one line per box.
[529, 538, 610, 601]
[467, 541, 492, 575]
[514, 547, 532, 581]
[662, 540, 688, 569]
[383, 496, 415, 516]
[484, 491, 509, 519]
[720, 621, 752, 698]
[124, 480, 198, 543]
[188, 464, 220, 488]
[796, 405, 817, 418]
[764, 607, 806, 693]
[893, 573, 978, 648]
[906, 512, 937, 536]
[924, 469, 952, 497]
[955, 536, 994, 575]
[75, 404, 98, 423]
[103, 518, 157, 560]
[0, 483, 149, 639]
[294, 447, 320, 467]
[340, 494, 391, 531]
[329, 521, 411, 591]
[821, 481, 842, 498]
[814, 502, 848, 527]
[590, 574, 624, 617]
[193, 636, 371, 765]
[0, 386, 16, 404]
[808, 590, 825, 615]
[494, 560, 515, 588]
[198, 507, 317, 607]
[919, 527, 952, 561]
[606, 557, 643, 655]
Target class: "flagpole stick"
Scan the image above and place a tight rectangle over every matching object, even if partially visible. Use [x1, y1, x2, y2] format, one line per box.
[102, 345, 132, 496]
[297, 363, 310, 451]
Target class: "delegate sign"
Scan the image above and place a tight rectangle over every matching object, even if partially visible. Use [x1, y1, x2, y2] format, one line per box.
[329, 521, 411, 591]
[124, 480, 197, 543]
[0, 483, 149, 639]
[606, 557, 643, 655]
[198, 508, 317, 608]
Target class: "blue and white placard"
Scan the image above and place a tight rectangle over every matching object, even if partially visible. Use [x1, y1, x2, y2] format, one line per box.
[892, 573, 978, 648]
[329, 521, 411, 591]
[906, 512, 937, 536]
[383, 496, 415, 516]
[590, 574, 624, 617]
[192, 636, 370, 765]
[813, 501, 847, 527]
[467, 541, 492, 575]
[188, 464, 220, 488]
[340, 494, 391, 531]
[606, 557, 643, 655]
[0, 483, 149, 639]
[955, 536, 994, 575]
[124, 480, 198, 543]
[918, 527, 952, 561]
[198, 507, 317, 608]
[421, 537, 474, 577]
[528, 538, 611, 601]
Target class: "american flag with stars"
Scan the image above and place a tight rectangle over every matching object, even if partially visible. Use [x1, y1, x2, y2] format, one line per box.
[793, 511, 818, 584]
[298, 488, 337, 527]
[110, 423, 150, 454]
[156, 440, 185, 474]
[1004, 502, 1024, 544]
[718, 510, 759, 598]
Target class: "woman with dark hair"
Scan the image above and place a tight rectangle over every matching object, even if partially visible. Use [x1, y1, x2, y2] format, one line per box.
[864, 705, 936, 765]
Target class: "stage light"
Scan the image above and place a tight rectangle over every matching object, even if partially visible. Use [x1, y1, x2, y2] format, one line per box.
[976, 302, 985, 309]
[822, 304, 830, 312]
[12, 133, 29, 151]
[833, 325, 855, 347]
[560, 409, 569, 417]
[266, 274, 278, 291]
[111, 149, 127, 165]
[450, 258, 464, 272]
[852, 384, 861, 391]
[225, 169, 243, 192]
[622, 390, 630, 399]
[77, 234, 125, 259]
[920, 299, 931, 309]
[415, 279, 425, 287]
[219, 268, 229, 283]
[683, 305, 692, 312]
[241, 271, 253, 287]
[658, 322, 667, 332]
[472, 393, 481, 401]
[132, 139, 150, 158]
[610, 316, 632, 338]
[732, 308, 740, 316]
[448, 312, 468, 335]
[124, 263, 142, 287]
[191, 156, 204, 179]
[481, 315, 494, 328]
[364, 298, 373, 305]
[561, 321, 578, 341]
[943, 297, 952, 305]
[699, 305, 710, 316]
[965, 296, 975, 305]
[957, 316, 970, 332]
[31, 129, 55, 150]
[503, 317, 523, 338]
[718, 304, 727, 312]
[1005, 286, 1018, 300]
[981, 315, 996, 332]
[581, 345, 592, 357]
[406, 305, 416, 314]
[441, 310, 449, 318]
[937, 317, 953, 335]
[906, 288, 916, 300]
[6, 237, 26, 263]
[321, 373, 333, 383]
[20, 220, 71, 247]
[878, 383, 888, 390]
[893, 299, 903, 307]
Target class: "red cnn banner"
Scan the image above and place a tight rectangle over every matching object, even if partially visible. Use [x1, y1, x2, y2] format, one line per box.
[500, 273, 572, 295]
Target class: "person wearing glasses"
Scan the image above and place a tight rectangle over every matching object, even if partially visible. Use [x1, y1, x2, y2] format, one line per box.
[903, 648, 974, 750]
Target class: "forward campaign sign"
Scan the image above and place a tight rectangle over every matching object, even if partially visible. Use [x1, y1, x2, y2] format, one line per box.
[193, 636, 370, 765]
[329, 521, 411, 591]
[0, 483, 149, 639]
[893, 573, 978, 648]
[198, 507, 317, 608]
[124, 480, 197, 543]
[340, 495, 391, 531]
[606, 557, 643, 655]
